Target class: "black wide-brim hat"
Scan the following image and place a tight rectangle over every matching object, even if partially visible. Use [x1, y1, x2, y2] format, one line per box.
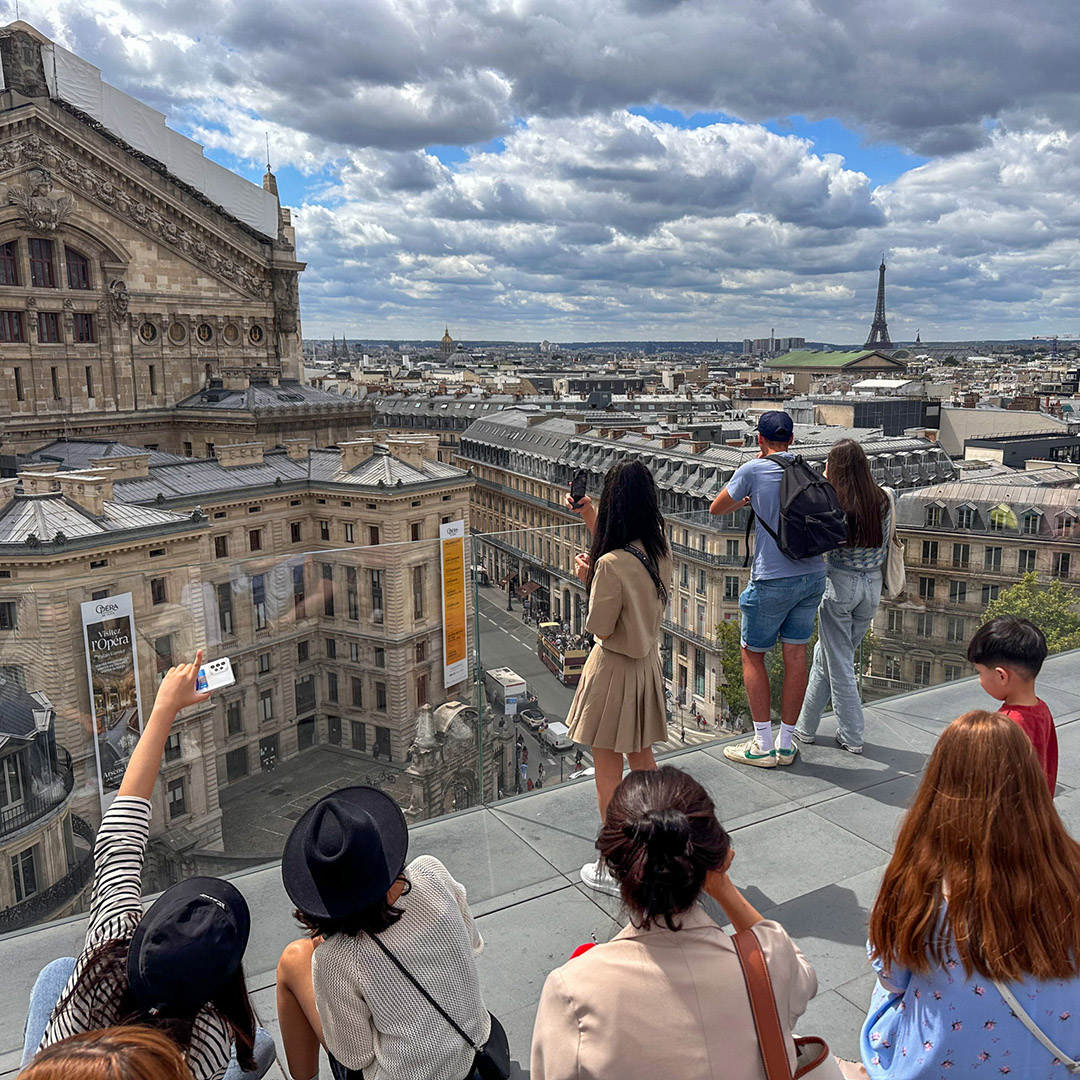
[282, 786, 409, 921]
[127, 876, 250, 1015]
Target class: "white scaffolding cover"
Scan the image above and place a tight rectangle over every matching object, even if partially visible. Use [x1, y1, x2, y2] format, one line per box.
[41, 41, 278, 238]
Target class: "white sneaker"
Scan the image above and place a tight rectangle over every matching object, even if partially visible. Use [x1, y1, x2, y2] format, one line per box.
[580, 860, 621, 896]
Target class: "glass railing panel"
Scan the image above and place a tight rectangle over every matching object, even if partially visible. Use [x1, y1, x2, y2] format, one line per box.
[0, 531, 488, 933]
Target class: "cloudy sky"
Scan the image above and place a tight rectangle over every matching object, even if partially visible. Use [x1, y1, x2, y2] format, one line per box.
[16, 0, 1080, 343]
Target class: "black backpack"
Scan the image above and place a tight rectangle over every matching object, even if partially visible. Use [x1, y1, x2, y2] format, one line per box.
[743, 455, 848, 565]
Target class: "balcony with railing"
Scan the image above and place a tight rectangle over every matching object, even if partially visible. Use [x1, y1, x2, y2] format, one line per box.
[0, 749, 75, 840]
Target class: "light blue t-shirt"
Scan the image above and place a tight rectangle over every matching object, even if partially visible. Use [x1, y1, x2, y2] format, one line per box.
[726, 454, 826, 581]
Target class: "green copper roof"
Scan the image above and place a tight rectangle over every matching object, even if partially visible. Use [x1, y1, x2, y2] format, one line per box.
[765, 350, 901, 369]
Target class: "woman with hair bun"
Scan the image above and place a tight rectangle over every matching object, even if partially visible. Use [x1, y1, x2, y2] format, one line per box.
[19, 1026, 192, 1080]
[530, 767, 819, 1080]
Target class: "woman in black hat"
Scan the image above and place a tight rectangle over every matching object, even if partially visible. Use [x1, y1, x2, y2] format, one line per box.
[22, 653, 275, 1080]
[276, 787, 490, 1080]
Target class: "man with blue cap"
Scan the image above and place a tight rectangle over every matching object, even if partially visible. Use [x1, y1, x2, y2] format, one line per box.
[708, 412, 827, 768]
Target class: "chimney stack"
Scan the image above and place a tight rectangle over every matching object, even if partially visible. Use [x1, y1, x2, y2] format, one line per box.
[283, 438, 310, 461]
[339, 439, 376, 471]
[215, 442, 265, 469]
[54, 470, 115, 516]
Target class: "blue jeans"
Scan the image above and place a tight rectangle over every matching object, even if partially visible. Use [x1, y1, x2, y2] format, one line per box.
[795, 566, 882, 748]
[739, 572, 827, 652]
[21, 956, 277, 1078]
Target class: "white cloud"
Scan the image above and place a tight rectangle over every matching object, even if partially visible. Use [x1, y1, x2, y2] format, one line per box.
[18, 0, 1080, 338]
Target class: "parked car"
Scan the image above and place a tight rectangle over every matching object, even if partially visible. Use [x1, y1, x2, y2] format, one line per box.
[538, 720, 574, 753]
[519, 706, 546, 731]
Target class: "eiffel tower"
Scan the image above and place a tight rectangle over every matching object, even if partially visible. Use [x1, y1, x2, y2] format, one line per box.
[864, 255, 893, 349]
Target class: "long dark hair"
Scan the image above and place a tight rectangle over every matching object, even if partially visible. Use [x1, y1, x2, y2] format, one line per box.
[53, 940, 257, 1072]
[598, 767, 730, 931]
[586, 461, 668, 591]
[827, 439, 886, 548]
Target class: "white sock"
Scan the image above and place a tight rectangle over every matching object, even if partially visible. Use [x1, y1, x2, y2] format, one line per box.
[753, 722, 774, 751]
[777, 722, 796, 751]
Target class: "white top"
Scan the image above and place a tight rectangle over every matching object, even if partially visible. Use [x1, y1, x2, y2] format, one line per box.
[40, 797, 233, 1080]
[312, 855, 488, 1080]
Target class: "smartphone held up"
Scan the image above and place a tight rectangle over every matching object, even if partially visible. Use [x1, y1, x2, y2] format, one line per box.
[570, 469, 588, 509]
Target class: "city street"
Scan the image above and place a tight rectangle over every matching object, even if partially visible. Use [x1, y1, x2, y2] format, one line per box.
[476, 583, 728, 792]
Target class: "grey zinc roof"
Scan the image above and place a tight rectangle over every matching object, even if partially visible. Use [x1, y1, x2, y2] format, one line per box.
[28, 440, 191, 468]
[174, 380, 361, 412]
[0, 494, 193, 543]
[100, 447, 467, 506]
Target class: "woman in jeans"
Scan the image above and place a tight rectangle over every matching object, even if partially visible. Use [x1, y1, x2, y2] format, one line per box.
[794, 440, 890, 754]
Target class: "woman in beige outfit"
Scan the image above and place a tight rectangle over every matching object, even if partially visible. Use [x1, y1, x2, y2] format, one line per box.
[566, 461, 672, 893]
[531, 768, 819, 1080]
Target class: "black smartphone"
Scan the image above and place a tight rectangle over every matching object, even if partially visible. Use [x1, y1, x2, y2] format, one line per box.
[570, 469, 588, 508]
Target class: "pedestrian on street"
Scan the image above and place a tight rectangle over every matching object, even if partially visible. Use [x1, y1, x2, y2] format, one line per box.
[521, 746, 528, 765]
[565, 461, 672, 896]
[794, 439, 891, 755]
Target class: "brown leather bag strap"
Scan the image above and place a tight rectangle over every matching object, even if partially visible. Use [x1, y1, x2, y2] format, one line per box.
[733, 929, 793, 1080]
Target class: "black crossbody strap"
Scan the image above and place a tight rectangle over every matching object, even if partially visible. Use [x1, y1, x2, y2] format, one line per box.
[367, 932, 479, 1052]
[624, 545, 668, 605]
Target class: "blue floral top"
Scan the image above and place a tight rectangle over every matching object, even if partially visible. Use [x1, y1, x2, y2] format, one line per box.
[861, 941, 1080, 1078]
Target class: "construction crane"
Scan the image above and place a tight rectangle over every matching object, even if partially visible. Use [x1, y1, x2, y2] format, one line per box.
[1032, 335, 1080, 361]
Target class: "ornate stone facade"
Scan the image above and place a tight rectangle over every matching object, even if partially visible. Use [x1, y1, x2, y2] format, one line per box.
[0, 22, 323, 457]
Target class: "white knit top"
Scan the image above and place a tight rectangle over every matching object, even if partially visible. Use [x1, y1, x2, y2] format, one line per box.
[311, 855, 489, 1080]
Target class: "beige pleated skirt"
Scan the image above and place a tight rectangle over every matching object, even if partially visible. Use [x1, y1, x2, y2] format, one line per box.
[565, 644, 668, 754]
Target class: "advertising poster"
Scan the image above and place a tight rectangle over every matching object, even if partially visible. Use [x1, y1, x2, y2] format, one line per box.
[439, 520, 469, 689]
[80, 592, 145, 812]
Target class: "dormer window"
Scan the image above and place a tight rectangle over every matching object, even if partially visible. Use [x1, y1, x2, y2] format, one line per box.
[988, 504, 1016, 532]
[956, 505, 975, 529]
[1022, 510, 1042, 535]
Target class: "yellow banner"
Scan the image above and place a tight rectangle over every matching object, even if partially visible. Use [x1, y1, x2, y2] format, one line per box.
[439, 521, 468, 688]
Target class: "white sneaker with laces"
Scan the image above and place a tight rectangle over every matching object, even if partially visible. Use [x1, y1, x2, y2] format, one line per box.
[580, 860, 621, 896]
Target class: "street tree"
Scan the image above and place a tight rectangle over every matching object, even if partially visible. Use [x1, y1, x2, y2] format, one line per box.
[981, 572, 1080, 653]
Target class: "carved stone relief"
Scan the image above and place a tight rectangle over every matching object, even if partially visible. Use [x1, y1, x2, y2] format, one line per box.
[108, 279, 130, 323]
[0, 135, 272, 298]
[7, 167, 75, 232]
[271, 267, 300, 335]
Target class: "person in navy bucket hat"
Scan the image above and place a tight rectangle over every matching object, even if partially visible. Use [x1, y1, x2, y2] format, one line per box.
[276, 786, 492, 1080]
[755, 410, 794, 443]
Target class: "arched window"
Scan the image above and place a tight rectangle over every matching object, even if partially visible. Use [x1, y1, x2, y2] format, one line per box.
[65, 247, 91, 290]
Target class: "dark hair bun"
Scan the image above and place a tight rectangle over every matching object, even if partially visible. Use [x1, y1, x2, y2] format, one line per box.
[599, 767, 731, 930]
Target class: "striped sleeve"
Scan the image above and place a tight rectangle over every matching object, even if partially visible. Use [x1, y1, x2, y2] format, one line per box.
[186, 1010, 234, 1080]
[85, 796, 152, 949]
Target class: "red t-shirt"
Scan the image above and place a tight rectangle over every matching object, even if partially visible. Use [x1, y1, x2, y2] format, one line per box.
[1000, 699, 1058, 794]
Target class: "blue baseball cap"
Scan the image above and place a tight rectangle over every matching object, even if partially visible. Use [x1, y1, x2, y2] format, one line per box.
[755, 411, 794, 442]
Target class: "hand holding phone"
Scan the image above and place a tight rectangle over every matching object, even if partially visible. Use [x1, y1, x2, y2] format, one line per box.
[196, 657, 236, 693]
[569, 469, 588, 509]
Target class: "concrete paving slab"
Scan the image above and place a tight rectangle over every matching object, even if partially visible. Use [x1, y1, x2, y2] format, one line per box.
[810, 774, 920, 849]
[797, 987, 868, 1063]
[724, 809, 890, 910]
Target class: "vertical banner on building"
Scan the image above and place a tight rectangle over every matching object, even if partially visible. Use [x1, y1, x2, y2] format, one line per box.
[439, 521, 469, 689]
[80, 593, 145, 813]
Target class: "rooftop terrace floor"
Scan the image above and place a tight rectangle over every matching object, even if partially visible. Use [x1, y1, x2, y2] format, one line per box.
[2, 655, 1078, 1079]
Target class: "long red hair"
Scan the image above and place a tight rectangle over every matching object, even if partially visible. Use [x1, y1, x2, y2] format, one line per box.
[869, 710, 1080, 981]
[19, 1026, 192, 1080]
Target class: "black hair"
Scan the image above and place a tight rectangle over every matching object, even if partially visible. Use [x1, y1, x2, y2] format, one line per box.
[54, 939, 257, 1071]
[967, 615, 1048, 679]
[597, 767, 730, 931]
[586, 461, 669, 591]
[294, 873, 411, 939]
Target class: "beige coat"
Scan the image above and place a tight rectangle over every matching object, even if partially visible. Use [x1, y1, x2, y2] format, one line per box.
[530, 910, 817, 1080]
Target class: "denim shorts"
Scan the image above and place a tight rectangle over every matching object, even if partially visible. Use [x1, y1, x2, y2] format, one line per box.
[739, 573, 827, 652]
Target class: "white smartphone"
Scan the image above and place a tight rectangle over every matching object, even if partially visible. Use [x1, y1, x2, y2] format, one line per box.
[197, 657, 236, 693]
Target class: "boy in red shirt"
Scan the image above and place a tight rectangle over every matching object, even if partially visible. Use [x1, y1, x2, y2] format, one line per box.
[967, 615, 1057, 794]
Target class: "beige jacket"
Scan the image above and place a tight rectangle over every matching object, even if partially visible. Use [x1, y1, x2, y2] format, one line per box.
[585, 546, 673, 659]
[530, 909, 817, 1080]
